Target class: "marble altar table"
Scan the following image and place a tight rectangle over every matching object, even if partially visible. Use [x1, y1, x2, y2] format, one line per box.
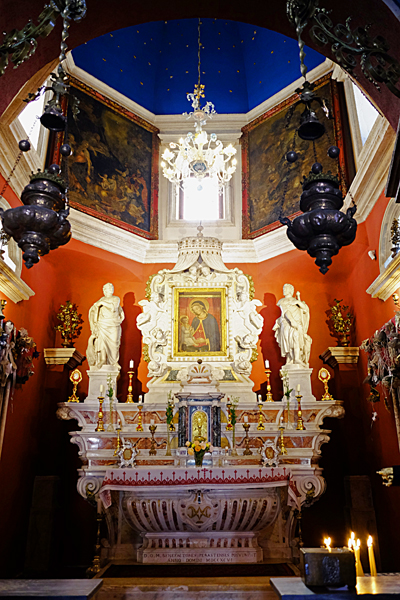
[99, 466, 299, 564]
[271, 576, 400, 599]
[0, 580, 103, 599]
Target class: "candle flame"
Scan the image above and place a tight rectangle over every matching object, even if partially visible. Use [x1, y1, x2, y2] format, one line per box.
[348, 538, 354, 550]
[324, 537, 331, 550]
[367, 535, 373, 548]
[356, 539, 361, 550]
[351, 532, 355, 541]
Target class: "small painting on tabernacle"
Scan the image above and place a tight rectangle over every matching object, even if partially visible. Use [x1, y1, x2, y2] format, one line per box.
[174, 288, 227, 357]
[64, 80, 159, 239]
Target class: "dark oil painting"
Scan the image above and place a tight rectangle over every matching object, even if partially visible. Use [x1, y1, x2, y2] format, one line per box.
[65, 81, 159, 238]
[242, 77, 343, 239]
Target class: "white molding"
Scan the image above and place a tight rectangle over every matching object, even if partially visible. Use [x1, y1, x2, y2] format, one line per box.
[366, 252, 400, 301]
[366, 198, 400, 301]
[69, 207, 297, 264]
[343, 118, 395, 223]
[0, 259, 35, 303]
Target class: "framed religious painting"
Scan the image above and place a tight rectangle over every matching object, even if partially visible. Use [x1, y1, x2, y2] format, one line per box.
[173, 288, 227, 357]
[51, 77, 159, 239]
[241, 74, 353, 239]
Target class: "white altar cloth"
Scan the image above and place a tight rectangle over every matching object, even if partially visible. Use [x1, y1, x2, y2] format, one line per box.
[100, 466, 300, 509]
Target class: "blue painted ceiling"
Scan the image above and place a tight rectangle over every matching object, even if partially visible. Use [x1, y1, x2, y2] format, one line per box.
[72, 19, 325, 115]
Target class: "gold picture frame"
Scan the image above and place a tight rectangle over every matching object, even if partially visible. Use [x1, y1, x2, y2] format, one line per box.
[173, 288, 227, 357]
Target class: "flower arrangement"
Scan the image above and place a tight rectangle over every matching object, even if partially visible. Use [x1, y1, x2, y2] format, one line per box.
[229, 396, 239, 426]
[186, 439, 211, 466]
[166, 390, 175, 431]
[106, 375, 114, 431]
[280, 369, 293, 427]
[326, 299, 354, 347]
[55, 300, 84, 348]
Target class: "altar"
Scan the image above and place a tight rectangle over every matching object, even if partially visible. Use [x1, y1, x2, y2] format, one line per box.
[100, 466, 297, 563]
[57, 230, 344, 566]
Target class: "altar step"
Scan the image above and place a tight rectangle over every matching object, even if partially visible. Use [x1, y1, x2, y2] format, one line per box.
[95, 562, 299, 600]
[97, 576, 287, 600]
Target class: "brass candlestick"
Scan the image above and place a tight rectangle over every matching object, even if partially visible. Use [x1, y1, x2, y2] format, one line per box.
[226, 401, 233, 431]
[243, 422, 253, 455]
[136, 404, 144, 431]
[126, 369, 134, 403]
[296, 393, 305, 430]
[278, 423, 288, 455]
[257, 403, 265, 430]
[149, 424, 157, 455]
[113, 423, 122, 456]
[95, 395, 105, 432]
[265, 368, 274, 402]
[318, 368, 334, 401]
[87, 508, 102, 576]
[68, 369, 82, 402]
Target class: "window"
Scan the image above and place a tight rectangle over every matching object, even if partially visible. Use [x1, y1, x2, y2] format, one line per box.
[351, 82, 379, 146]
[176, 175, 225, 221]
[17, 91, 46, 151]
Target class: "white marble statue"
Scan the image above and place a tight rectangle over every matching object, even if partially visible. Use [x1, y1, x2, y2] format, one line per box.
[273, 284, 312, 367]
[86, 283, 125, 370]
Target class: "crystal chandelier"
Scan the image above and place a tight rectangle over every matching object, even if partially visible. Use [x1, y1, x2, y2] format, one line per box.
[161, 19, 237, 189]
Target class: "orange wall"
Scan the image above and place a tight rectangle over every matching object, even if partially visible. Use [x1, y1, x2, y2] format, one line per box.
[1, 187, 400, 572]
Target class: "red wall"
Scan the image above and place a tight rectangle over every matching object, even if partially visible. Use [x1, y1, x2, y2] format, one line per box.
[1, 186, 400, 573]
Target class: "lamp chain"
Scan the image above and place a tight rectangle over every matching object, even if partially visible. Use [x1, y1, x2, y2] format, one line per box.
[197, 18, 201, 89]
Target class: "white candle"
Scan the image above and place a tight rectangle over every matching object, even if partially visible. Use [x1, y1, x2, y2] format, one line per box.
[280, 416, 284, 424]
[139, 395, 143, 403]
[129, 359, 134, 369]
[296, 384, 301, 394]
[258, 394, 262, 402]
[151, 419, 154, 425]
[265, 359, 269, 369]
[355, 539, 364, 577]
[99, 384, 104, 394]
[244, 416, 248, 423]
[367, 536, 377, 576]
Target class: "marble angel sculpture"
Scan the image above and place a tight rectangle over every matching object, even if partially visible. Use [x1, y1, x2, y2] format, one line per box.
[86, 283, 125, 370]
[137, 290, 169, 377]
[232, 286, 264, 374]
[273, 284, 312, 367]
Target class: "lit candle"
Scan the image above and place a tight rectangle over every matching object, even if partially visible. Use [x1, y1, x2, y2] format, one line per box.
[151, 419, 154, 425]
[323, 537, 331, 552]
[244, 416, 248, 423]
[265, 359, 269, 369]
[280, 416, 284, 425]
[355, 539, 364, 577]
[129, 359, 134, 369]
[296, 384, 301, 394]
[139, 395, 143, 403]
[348, 537, 353, 550]
[367, 536, 377, 576]
[99, 384, 104, 394]
[258, 394, 262, 402]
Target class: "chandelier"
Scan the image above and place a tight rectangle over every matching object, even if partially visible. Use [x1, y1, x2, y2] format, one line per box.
[161, 19, 237, 189]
